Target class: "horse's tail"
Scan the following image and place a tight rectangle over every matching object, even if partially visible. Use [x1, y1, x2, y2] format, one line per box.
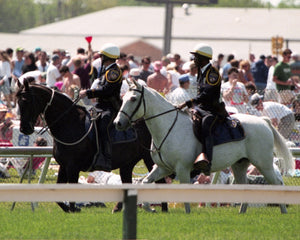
[263, 117, 295, 175]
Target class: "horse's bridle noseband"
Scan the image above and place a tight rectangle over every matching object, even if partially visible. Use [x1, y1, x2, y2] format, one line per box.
[42, 88, 55, 116]
[120, 86, 179, 163]
[120, 86, 179, 124]
[119, 87, 146, 124]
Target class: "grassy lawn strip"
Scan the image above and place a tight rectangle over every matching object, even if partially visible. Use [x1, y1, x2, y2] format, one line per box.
[0, 202, 298, 240]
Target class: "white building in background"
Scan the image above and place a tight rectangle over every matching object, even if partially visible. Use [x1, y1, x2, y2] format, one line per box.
[0, 6, 299, 61]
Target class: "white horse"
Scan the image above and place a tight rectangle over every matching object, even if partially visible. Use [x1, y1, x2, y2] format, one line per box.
[114, 80, 295, 213]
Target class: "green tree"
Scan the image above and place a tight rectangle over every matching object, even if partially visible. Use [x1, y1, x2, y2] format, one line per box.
[36, 0, 118, 22]
[0, 0, 37, 33]
[278, 0, 300, 8]
[0, 0, 298, 33]
[217, 0, 266, 7]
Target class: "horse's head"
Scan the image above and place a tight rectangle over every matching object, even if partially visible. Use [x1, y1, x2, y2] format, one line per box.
[114, 79, 145, 131]
[16, 79, 45, 135]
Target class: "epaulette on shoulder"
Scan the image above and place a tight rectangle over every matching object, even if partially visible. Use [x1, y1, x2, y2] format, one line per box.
[206, 66, 221, 86]
[105, 67, 122, 83]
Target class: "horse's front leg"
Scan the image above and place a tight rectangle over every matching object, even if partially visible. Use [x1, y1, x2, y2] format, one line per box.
[142, 164, 172, 213]
[142, 164, 171, 184]
[112, 166, 135, 214]
[176, 167, 191, 214]
[67, 168, 81, 213]
[56, 166, 71, 213]
[56, 166, 81, 213]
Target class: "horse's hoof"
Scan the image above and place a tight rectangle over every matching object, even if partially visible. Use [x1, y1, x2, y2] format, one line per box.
[70, 207, 81, 213]
[112, 207, 122, 214]
[161, 202, 169, 212]
[142, 202, 156, 213]
[94, 202, 107, 208]
[61, 206, 71, 213]
[112, 202, 123, 214]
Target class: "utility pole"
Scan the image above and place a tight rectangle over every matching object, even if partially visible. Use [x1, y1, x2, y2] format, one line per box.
[164, 2, 173, 55]
[136, 0, 218, 55]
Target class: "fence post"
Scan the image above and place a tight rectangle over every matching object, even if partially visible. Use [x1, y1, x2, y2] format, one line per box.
[123, 189, 137, 240]
[38, 157, 51, 184]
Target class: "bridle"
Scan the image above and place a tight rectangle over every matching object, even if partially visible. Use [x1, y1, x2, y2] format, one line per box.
[120, 86, 178, 124]
[120, 86, 179, 159]
[119, 87, 146, 124]
[37, 88, 94, 146]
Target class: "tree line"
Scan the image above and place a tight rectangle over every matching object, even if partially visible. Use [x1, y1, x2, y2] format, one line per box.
[0, 0, 298, 33]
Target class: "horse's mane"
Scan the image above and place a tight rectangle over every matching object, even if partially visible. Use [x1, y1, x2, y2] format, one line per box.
[135, 84, 193, 120]
[130, 84, 175, 108]
[18, 83, 87, 113]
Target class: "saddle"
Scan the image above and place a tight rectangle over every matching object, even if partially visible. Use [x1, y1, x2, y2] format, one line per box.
[85, 107, 137, 146]
[192, 111, 245, 146]
[109, 126, 137, 144]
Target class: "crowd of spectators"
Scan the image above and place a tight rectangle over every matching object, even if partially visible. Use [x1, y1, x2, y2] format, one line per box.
[1, 43, 300, 143]
[1, 42, 300, 179]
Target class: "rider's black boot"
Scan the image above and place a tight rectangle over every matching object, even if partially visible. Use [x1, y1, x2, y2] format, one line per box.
[93, 141, 112, 172]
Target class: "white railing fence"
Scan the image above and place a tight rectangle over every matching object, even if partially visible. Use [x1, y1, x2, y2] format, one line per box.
[0, 146, 53, 184]
[0, 184, 300, 240]
[1, 147, 300, 239]
[1, 184, 299, 204]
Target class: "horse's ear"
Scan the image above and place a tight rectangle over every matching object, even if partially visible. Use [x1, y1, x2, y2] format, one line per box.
[132, 79, 141, 89]
[126, 78, 132, 88]
[23, 78, 29, 91]
[17, 79, 22, 89]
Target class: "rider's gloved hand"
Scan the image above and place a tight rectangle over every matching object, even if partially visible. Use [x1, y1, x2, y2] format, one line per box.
[177, 102, 187, 110]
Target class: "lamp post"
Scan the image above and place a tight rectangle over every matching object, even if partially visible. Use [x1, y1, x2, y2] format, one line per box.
[136, 0, 218, 55]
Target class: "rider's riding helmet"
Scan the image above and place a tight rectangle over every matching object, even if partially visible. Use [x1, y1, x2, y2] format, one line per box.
[100, 43, 120, 60]
[190, 43, 213, 60]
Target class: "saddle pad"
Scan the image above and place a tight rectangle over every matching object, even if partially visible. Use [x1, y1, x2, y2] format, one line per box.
[85, 109, 137, 145]
[85, 116, 137, 145]
[109, 127, 137, 144]
[213, 118, 245, 146]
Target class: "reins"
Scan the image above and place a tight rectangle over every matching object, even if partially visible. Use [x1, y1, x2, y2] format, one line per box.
[121, 87, 178, 123]
[121, 86, 180, 158]
[144, 108, 178, 122]
[152, 109, 178, 158]
[38, 88, 95, 146]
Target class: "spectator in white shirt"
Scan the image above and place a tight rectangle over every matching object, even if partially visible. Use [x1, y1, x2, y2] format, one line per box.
[187, 62, 198, 98]
[250, 93, 295, 139]
[86, 171, 121, 185]
[166, 74, 192, 108]
[46, 54, 62, 88]
[0, 50, 12, 108]
[264, 56, 280, 102]
[36, 51, 49, 73]
[221, 67, 248, 113]
[120, 68, 147, 98]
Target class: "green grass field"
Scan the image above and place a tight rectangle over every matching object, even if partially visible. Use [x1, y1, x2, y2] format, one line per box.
[0, 162, 299, 240]
[0, 202, 299, 240]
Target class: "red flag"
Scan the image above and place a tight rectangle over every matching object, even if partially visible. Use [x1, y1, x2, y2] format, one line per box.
[85, 36, 92, 43]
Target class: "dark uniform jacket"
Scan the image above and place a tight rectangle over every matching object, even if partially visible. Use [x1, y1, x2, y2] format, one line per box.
[185, 63, 222, 114]
[86, 63, 122, 111]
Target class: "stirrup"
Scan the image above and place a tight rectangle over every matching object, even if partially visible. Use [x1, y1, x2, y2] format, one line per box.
[193, 159, 209, 170]
[193, 153, 210, 172]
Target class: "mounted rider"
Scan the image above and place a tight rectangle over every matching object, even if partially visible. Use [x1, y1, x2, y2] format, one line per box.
[79, 43, 122, 172]
[178, 43, 228, 176]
